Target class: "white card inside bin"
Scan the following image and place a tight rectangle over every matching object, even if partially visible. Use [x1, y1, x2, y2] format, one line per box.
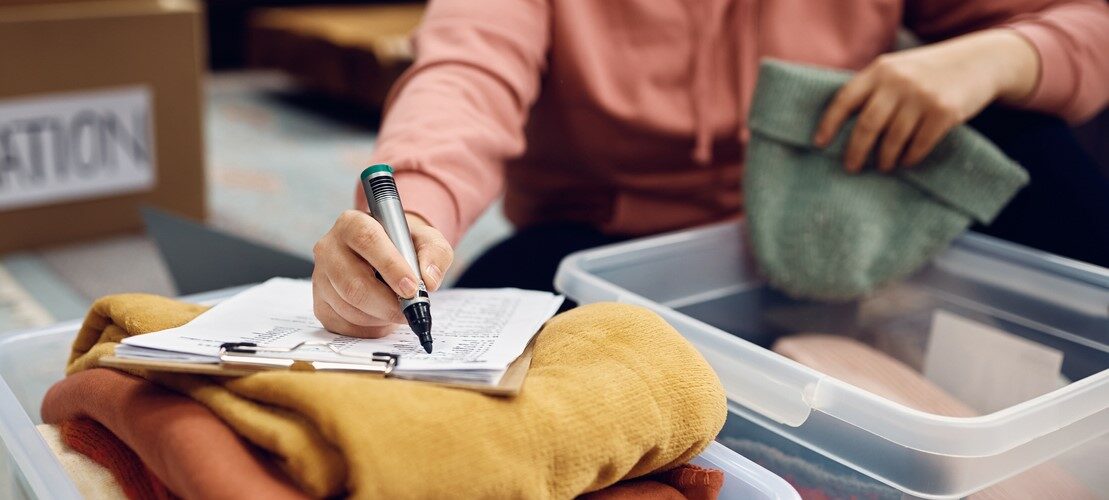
[923, 310, 1065, 414]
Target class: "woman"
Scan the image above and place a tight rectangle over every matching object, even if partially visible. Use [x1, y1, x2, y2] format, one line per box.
[312, 0, 1109, 337]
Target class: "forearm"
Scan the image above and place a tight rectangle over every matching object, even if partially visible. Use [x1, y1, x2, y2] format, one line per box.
[366, 0, 550, 244]
[907, 0, 1109, 123]
[371, 65, 527, 244]
[1005, 1, 1109, 123]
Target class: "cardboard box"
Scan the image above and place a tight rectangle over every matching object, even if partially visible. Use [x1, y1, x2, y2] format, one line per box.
[0, 0, 120, 6]
[247, 4, 422, 109]
[0, 0, 205, 252]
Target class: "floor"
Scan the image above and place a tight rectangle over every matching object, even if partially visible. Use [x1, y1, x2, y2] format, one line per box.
[0, 71, 511, 335]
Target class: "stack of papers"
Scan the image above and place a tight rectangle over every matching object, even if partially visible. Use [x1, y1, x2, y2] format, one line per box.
[116, 278, 564, 386]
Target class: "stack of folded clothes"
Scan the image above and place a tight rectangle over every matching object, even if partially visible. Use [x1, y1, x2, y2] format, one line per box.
[40, 296, 729, 499]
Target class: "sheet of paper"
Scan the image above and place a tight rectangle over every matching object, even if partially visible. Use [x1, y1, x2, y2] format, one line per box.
[923, 310, 1065, 414]
[121, 278, 563, 372]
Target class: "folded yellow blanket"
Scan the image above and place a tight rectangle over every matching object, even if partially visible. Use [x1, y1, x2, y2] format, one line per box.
[67, 295, 726, 499]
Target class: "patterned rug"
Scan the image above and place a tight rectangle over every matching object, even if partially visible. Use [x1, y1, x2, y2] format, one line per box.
[205, 72, 383, 255]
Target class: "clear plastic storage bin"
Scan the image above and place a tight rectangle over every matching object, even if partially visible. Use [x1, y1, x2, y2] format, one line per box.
[0, 287, 799, 500]
[556, 221, 1109, 499]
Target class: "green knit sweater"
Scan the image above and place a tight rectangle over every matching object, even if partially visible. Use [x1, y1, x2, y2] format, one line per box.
[745, 59, 1029, 300]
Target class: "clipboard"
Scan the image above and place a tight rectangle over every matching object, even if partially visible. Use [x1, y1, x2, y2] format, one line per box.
[99, 338, 536, 397]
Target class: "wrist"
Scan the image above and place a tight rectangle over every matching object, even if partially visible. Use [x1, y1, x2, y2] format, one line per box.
[980, 29, 1040, 104]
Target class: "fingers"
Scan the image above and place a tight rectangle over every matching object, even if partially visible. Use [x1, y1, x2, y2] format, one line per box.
[411, 224, 453, 291]
[902, 108, 959, 167]
[312, 284, 396, 339]
[352, 183, 368, 211]
[316, 271, 379, 326]
[877, 101, 924, 172]
[335, 210, 420, 298]
[814, 70, 876, 147]
[311, 210, 414, 336]
[311, 209, 455, 338]
[319, 250, 405, 324]
[843, 88, 899, 173]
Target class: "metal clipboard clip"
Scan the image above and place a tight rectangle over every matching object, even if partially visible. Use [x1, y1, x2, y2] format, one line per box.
[218, 341, 399, 375]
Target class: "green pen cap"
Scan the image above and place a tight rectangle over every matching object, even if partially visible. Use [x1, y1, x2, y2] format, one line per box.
[361, 164, 394, 180]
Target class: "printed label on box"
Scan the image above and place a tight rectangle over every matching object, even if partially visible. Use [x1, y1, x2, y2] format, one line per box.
[923, 310, 1064, 414]
[0, 86, 156, 211]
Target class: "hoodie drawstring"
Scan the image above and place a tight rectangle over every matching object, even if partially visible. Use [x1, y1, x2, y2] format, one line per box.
[690, 0, 759, 164]
[690, 0, 729, 165]
[736, 0, 759, 147]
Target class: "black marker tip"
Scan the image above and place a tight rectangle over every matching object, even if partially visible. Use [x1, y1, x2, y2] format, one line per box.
[404, 302, 433, 354]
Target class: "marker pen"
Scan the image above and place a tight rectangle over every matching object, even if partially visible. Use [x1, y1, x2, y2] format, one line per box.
[360, 164, 433, 353]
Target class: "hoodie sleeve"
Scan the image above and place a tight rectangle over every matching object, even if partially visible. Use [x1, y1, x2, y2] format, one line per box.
[364, 0, 551, 244]
[905, 0, 1109, 124]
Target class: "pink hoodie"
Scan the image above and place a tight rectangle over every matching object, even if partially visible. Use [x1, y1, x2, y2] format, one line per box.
[368, 0, 1109, 244]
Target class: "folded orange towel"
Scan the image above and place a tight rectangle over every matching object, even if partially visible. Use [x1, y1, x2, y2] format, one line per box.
[42, 368, 307, 500]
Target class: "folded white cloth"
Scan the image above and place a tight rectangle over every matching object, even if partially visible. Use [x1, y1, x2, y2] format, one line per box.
[36, 424, 126, 500]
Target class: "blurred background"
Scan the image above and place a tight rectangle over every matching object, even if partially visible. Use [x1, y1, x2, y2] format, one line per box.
[0, 0, 515, 334]
[0, 0, 1105, 333]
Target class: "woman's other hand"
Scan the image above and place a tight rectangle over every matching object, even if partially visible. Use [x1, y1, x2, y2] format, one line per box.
[311, 211, 453, 338]
[813, 29, 1039, 173]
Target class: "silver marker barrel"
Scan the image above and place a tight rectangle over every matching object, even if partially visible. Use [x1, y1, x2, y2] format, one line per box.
[360, 164, 433, 353]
